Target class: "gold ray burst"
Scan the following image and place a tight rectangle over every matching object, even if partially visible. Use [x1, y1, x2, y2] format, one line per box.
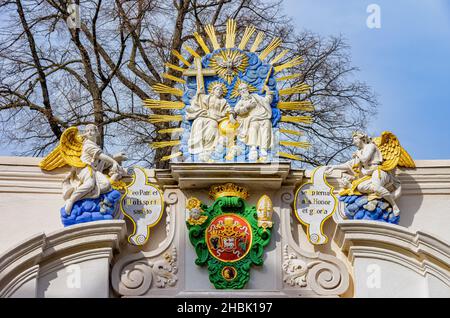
[274, 56, 304, 73]
[205, 24, 221, 51]
[144, 100, 185, 110]
[184, 45, 201, 58]
[279, 129, 304, 136]
[160, 151, 183, 161]
[162, 73, 186, 84]
[238, 25, 256, 50]
[226, 19, 237, 49]
[149, 114, 183, 124]
[270, 49, 289, 65]
[280, 141, 311, 149]
[279, 83, 310, 96]
[250, 31, 265, 52]
[152, 83, 183, 96]
[276, 73, 302, 82]
[278, 101, 314, 111]
[171, 50, 191, 67]
[209, 49, 248, 84]
[150, 140, 181, 149]
[259, 37, 282, 61]
[194, 32, 211, 54]
[281, 116, 313, 124]
[165, 62, 186, 73]
[277, 152, 303, 161]
[230, 79, 257, 99]
[146, 20, 316, 163]
[158, 128, 184, 134]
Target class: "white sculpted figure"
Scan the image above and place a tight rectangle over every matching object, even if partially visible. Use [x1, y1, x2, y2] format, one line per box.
[185, 83, 235, 162]
[39, 124, 127, 215]
[234, 83, 273, 161]
[325, 131, 415, 216]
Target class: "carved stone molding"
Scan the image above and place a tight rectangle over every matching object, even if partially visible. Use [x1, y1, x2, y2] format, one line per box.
[282, 245, 308, 287]
[279, 189, 350, 297]
[111, 188, 183, 297]
[281, 244, 349, 296]
[0, 220, 126, 297]
[0, 156, 67, 194]
[169, 162, 292, 189]
[112, 246, 178, 296]
[334, 220, 450, 286]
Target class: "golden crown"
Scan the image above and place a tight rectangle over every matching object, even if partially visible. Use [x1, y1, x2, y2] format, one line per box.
[209, 183, 249, 200]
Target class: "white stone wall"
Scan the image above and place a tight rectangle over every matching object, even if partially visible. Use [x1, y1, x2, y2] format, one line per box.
[0, 157, 65, 255]
[0, 157, 449, 297]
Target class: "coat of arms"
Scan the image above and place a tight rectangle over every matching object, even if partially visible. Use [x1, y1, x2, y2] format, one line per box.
[206, 214, 252, 262]
[186, 183, 273, 289]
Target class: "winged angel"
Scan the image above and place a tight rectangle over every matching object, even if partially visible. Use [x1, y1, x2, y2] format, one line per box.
[39, 124, 127, 215]
[325, 131, 415, 216]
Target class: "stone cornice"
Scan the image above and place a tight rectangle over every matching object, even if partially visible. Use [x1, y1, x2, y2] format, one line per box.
[2, 157, 449, 195]
[166, 162, 295, 189]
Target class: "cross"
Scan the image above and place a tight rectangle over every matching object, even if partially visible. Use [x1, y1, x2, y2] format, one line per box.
[183, 57, 217, 94]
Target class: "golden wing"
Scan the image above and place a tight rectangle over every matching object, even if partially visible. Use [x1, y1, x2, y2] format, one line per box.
[373, 131, 415, 171]
[39, 127, 86, 171]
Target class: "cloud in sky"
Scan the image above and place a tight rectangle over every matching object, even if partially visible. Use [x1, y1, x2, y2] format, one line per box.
[283, 0, 450, 159]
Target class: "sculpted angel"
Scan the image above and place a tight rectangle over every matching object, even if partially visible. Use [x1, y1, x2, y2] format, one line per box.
[325, 131, 415, 216]
[40, 124, 127, 215]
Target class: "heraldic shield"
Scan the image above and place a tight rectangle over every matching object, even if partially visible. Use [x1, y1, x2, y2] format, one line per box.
[186, 183, 273, 289]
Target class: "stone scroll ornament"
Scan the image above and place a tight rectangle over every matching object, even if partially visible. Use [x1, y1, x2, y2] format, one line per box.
[120, 167, 164, 246]
[294, 166, 337, 245]
[144, 19, 314, 164]
[186, 183, 273, 289]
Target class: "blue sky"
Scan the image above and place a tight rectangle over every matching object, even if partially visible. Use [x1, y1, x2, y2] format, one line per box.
[284, 0, 450, 159]
[1, 1, 448, 160]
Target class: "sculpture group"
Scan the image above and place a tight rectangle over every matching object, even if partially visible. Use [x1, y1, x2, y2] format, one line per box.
[36, 19, 416, 230]
[146, 19, 315, 164]
[28, 18, 420, 295]
[186, 81, 274, 162]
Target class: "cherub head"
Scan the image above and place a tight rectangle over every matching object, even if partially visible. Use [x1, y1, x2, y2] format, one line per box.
[238, 83, 250, 99]
[352, 131, 371, 149]
[82, 124, 100, 143]
[188, 207, 202, 220]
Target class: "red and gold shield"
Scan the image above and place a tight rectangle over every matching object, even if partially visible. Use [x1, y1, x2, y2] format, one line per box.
[206, 214, 252, 262]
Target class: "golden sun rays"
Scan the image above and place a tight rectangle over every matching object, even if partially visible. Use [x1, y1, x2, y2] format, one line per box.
[145, 18, 313, 161]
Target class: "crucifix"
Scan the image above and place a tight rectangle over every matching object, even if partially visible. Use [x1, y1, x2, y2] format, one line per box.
[183, 57, 217, 94]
